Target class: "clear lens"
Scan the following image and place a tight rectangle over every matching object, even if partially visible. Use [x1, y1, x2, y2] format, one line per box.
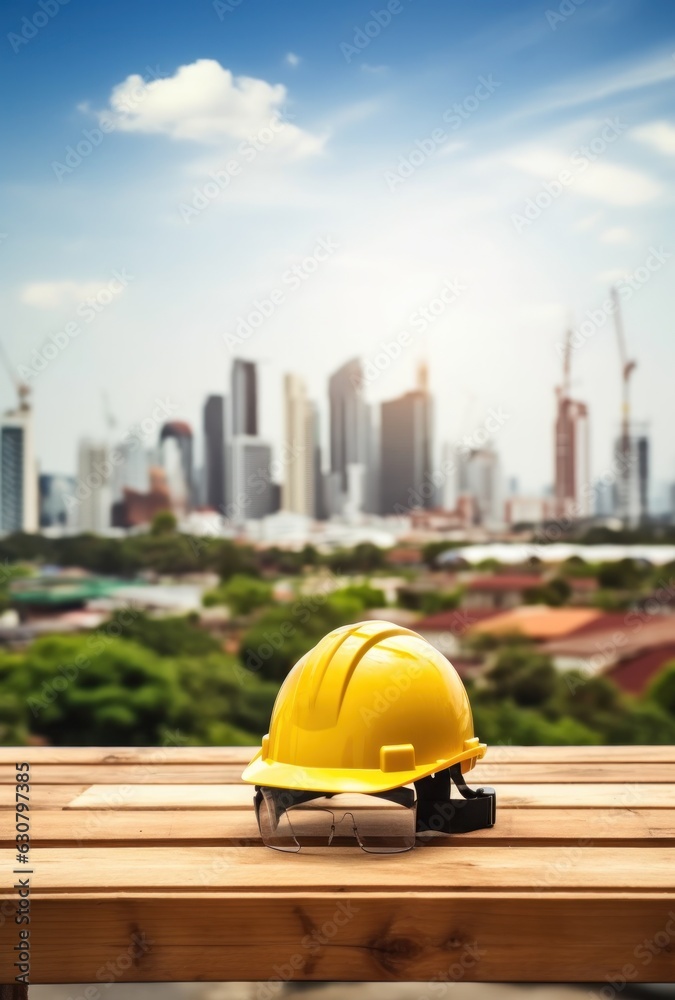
[255, 787, 416, 854]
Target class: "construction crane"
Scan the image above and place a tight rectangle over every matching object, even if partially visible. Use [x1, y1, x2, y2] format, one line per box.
[611, 286, 637, 525]
[0, 338, 30, 411]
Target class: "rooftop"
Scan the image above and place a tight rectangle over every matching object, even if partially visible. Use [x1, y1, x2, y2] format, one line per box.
[470, 605, 603, 640]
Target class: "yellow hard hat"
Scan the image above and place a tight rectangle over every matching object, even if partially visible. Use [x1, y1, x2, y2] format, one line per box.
[242, 619, 487, 794]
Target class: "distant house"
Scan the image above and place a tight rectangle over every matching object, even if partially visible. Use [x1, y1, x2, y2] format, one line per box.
[415, 608, 501, 657]
[469, 605, 604, 642]
[541, 613, 675, 694]
[462, 574, 543, 610]
[385, 546, 424, 569]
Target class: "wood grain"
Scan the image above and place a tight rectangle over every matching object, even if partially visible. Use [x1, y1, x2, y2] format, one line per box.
[3, 761, 675, 784]
[2, 744, 675, 765]
[1, 745, 674, 984]
[3, 807, 674, 847]
[0, 895, 674, 983]
[7, 845, 674, 891]
[62, 781, 675, 810]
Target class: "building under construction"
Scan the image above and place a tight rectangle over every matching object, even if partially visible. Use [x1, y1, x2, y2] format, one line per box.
[554, 330, 591, 520]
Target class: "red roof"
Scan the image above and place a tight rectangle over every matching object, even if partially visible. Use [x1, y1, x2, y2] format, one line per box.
[415, 608, 501, 634]
[563, 612, 630, 638]
[466, 574, 542, 592]
[607, 644, 675, 695]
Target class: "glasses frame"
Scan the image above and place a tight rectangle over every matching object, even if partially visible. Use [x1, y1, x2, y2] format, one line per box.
[254, 784, 417, 854]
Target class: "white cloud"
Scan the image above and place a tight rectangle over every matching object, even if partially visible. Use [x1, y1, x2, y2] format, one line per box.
[361, 63, 388, 75]
[507, 147, 663, 206]
[599, 226, 632, 245]
[99, 59, 325, 158]
[19, 281, 108, 309]
[510, 49, 675, 124]
[285, 52, 300, 68]
[632, 120, 675, 157]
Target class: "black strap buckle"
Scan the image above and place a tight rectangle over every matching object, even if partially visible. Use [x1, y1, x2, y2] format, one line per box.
[414, 763, 496, 834]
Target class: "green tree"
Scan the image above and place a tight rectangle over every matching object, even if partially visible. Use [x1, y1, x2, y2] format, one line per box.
[335, 583, 387, 609]
[204, 575, 273, 616]
[151, 510, 178, 536]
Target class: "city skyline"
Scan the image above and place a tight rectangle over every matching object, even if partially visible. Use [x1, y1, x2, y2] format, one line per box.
[1, 0, 674, 500]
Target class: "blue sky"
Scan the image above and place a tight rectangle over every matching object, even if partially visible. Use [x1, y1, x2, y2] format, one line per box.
[1, 0, 674, 498]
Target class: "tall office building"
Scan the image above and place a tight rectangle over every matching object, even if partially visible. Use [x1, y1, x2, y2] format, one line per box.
[328, 359, 368, 510]
[159, 421, 194, 514]
[76, 440, 111, 533]
[613, 424, 650, 526]
[231, 437, 274, 520]
[39, 474, 76, 529]
[0, 405, 38, 533]
[380, 373, 433, 515]
[231, 359, 258, 436]
[203, 394, 226, 512]
[282, 374, 315, 517]
[110, 428, 150, 505]
[459, 447, 503, 527]
[226, 359, 272, 521]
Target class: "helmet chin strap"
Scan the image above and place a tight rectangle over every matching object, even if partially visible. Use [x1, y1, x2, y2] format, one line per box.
[414, 763, 496, 834]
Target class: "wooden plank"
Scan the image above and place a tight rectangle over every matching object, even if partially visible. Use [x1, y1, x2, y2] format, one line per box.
[7, 845, 674, 891]
[0, 784, 87, 810]
[0, 764, 247, 784]
[0, 894, 674, 982]
[3, 744, 675, 765]
[63, 781, 675, 810]
[2, 807, 674, 847]
[0, 746, 258, 765]
[4, 762, 675, 785]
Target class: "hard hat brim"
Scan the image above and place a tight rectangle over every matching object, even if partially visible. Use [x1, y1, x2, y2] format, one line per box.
[241, 744, 486, 794]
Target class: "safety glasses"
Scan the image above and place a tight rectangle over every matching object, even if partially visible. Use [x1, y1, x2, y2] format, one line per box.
[254, 785, 417, 854]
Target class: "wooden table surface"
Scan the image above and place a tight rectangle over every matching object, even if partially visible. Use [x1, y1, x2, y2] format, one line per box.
[1, 745, 674, 985]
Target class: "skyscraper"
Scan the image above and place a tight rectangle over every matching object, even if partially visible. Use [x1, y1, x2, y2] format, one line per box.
[203, 394, 226, 512]
[231, 359, 258, 436]
[282, 374, 315, 517]
[459, 446, 503, 527]
[39, 474, 76, 528]
[226, 359, 272, 520]
[0, 404, 38, 533]
[554, 331, 591, 519]
[612, 424, 650, 526]
[231, 437, 274, 520]
[380, 377, 433, 515]
[76, 441, 111, 533]
[328, 358, 367, 504]
[159, 421, 194, 514]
